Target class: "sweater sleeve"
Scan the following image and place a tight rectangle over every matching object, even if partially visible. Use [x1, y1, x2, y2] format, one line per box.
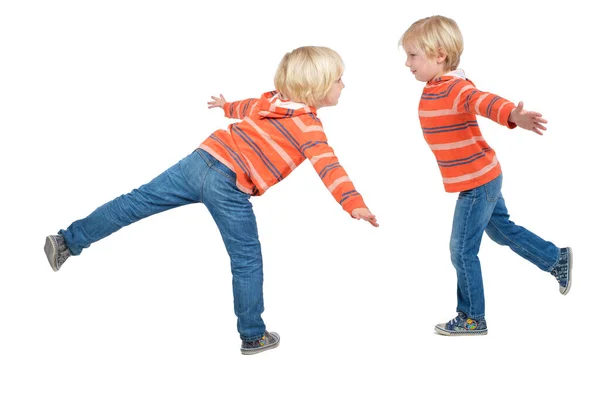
[300, 129, 367, 216]
[454, 80, 517, 129]
[223, 98, 260, 120]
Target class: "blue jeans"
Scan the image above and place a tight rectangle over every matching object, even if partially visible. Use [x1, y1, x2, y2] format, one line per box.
[450, 174, 560, 319]
[60, 149, 266, 341]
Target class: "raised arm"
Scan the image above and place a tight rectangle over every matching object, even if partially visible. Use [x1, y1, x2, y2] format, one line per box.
[207, 94, 259, 120]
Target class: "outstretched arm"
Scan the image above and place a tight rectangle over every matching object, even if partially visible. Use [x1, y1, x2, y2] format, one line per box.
[455, 81, 547, 135]
[207, 94, 259, 119]
[508, 101, 547, 135]
[455, 82, 516, 128]
[302, 135, 378, 228]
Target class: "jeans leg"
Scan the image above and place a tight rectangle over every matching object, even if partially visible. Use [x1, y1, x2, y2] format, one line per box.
[450, 176, 502, 320]
[485, 194, 559, 271]
[60, 153, 203, 255]
[201, 163, 266, 341]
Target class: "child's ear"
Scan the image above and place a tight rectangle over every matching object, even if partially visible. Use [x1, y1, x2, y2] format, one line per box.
[436, 49, 447, 64]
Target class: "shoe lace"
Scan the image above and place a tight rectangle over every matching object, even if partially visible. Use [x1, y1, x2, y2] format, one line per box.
[449, 312, 467, 326]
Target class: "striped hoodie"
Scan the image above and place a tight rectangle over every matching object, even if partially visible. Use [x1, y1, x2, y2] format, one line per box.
[419, 70, 517, 192]
[199, 91, 367, 215]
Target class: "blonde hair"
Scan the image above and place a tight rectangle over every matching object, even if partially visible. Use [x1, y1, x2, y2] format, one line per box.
[274, 46, 344, 107]
[400, 15, 464, 71]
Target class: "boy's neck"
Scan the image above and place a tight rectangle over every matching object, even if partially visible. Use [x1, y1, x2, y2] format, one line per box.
[441, 69, 465, 79]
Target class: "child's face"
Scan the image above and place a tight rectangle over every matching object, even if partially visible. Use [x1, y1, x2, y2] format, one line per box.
[320, 76, 345, 108]
[404, 43, 446, 82]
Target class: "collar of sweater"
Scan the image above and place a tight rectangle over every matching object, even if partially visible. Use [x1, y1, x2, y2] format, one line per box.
[257, 91, 317, 119]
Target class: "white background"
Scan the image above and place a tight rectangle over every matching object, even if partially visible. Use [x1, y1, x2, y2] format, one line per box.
[1, 1, 598, 399]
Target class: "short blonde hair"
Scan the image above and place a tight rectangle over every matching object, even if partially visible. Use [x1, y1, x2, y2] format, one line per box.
[274, 46, 344, 107]
[400, 15, 464, 71]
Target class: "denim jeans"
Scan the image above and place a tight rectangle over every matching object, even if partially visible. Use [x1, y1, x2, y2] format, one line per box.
[450, 174, 560, 319]
[60, 149, 266, 341]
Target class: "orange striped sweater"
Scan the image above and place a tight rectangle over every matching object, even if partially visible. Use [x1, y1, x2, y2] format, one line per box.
[198, 91, 367, 215]
[419, 71, 517, 192]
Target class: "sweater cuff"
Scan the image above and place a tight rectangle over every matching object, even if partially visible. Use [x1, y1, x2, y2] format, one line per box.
[223, 102, 232, 118]
[342, 195, 367, 216]
[501, 103, 517, 129]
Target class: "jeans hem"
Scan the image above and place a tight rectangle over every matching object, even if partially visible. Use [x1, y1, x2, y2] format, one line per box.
[241, 331, 266, 342]
[547, 247, 565, 273]
[468, 314, 485, 321]
[458, 309, 485, 321]
[58, 230, 79, 256]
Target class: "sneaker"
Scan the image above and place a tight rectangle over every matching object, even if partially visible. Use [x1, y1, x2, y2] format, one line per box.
[44, 234, 71, 272]
[240, 331, 280, 355]
[435, 312, 488, 336]
[550, 247, 573, 295]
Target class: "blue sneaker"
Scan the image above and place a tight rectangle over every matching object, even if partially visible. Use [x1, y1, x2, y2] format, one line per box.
[435, 312, 488, 336]
[550, 247, 573, 295]
[240, 331, 280, 355]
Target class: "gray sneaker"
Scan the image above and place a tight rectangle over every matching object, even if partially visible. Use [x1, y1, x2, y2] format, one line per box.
[240, 331, 280, 355]
[550, 247, 573, 295]
[44, 235, 71, 272]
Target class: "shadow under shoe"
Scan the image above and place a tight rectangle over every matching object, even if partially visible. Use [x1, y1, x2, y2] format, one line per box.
[44, 235, 71, 272]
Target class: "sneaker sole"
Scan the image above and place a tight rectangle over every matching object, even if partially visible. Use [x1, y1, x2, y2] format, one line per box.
[240, 333, 280, 355]
[560, 247, 573, 295]
[44, 236, 59, 272]
[435, 325, 488, 336]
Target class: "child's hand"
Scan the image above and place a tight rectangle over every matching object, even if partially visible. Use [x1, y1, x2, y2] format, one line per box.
[509, 101, 548, 135]
[351, 208, 379, 227]
[208, 94, 227, 109]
